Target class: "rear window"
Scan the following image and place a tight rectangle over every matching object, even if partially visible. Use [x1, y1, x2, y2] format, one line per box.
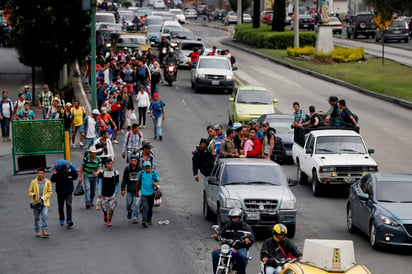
[181, 43, 203, 51]
[391, 21, 407, 28]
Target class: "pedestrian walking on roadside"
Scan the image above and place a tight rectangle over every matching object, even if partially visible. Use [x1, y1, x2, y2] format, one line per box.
[38, 84, 53, 119]
[150, 61, 163, 94]
[120, 86, 134, 131]
[0, 94, 13, 141]
[17, 102, 35, 120]
[13, 92, 26, 117]
[50, 160, 78, 228]
[79, 146, 103, 209]
[22, 85, 32, 105]
[82, 109, 101, 149]
[137, 161, 159, 228]
[121, 154, 142, 223]
[122, 123, 144, 162]
[192, 138, 215, 182]
[135, 85, 151, 128]
[98, 158, 120, 227]
[71, 99, 86, 148]
[94, 129, 115, 164]
[28, 168, 53, 238]
[63, 102, 73, 134]
[46, 97, 61, 119]
[149, 93, 165, 141]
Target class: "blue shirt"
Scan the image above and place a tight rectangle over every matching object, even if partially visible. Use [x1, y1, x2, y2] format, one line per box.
[139, 170, 159, 196]
[294, 109, 307, 123]
[149, 101, 165, 118]
[214, 134, 226, 155]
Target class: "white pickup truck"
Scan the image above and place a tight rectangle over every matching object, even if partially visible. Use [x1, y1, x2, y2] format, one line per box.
[292, 128, 378, 196]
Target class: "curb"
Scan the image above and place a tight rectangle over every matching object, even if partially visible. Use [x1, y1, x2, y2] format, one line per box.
[73, 61, 91, 114]
[221, 39, 412, 110]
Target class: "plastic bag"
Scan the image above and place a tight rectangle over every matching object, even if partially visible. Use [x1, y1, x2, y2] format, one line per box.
[130, 111, 137, 121]
[96, 197, 102, 211]
[73, 183, 84, 196]
[154, 197, 162, 207]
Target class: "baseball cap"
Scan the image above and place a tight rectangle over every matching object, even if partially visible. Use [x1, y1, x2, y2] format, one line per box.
[65, 102, 72, 107]
[152, 93, 159, 98]
[92, 109, 100, 115]
[232, 122, 242, 130]
[143, 161, 152, 167]
[43, 84, 49, 89]
[130, 154, 138, 160]
[101, 106, 108, 114]
[24, 85, 30, 89]
[214, 124, 222, 130]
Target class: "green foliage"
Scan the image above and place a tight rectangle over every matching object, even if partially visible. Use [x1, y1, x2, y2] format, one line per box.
[4, 0, 90, 88]
[287, 46, 315, 57]
[272, 0, 286, 31]
[331, 47, 364, 62]
[235, 24, 316, 49]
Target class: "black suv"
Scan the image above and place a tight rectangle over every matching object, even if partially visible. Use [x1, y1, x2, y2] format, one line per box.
[346, 12, 376, 39]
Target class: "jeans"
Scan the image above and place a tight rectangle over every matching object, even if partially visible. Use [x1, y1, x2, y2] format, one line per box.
[33, 206, 48, 232]
[140, 194, 155, 221]
[42, 107, 50, 119]
[84, 137, 96, 150]
[0, 117, 10, 137]
[126, 191, 141, 220]
[151, 81, 160, 94]
[57, 193, 73, 222]
[152, 116, 162, 138]
[212, 248, 248, 274]
[138, 107, 147, 126]
[83, 175, 98, 205]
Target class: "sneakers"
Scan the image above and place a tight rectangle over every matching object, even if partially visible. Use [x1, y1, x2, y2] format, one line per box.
[35, 231, 41, 237]
[159, 136, 163, 141]
[42, 231, 50, 237]
[104, 215, 108, 223]
[86, 203, 91, 209]
[67, 221, 74, 228]
[79, 142, 84, 147]
[60, 220, 65, 226]
[147, 220, 153, 225]
[72, 144, 77, 148]
[113, 139, 119, 144]
[127, 211, 132, 219]
[107, 221, 112, 227]
[142, 221, 147, 228]
[153, 136, 157, 140]
[142, 125, 146, 129]
[133, 219, 139, 224]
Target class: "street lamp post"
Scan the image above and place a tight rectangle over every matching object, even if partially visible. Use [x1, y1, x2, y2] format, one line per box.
[90, 0, 97, 110]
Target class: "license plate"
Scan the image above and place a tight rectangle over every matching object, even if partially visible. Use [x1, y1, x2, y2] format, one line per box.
[246, 212, 260, 220]
[212, 80, 219, 86]
[304, 24, 308, 27]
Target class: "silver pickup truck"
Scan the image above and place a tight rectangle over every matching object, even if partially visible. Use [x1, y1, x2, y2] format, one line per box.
[203, 158, 297, 237]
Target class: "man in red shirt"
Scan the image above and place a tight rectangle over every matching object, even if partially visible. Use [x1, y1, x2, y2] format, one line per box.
[247, 128, 262, 158]
[188, 48, 200, 68]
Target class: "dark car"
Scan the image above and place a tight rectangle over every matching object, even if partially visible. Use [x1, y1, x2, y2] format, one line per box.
[197, 4, 209, 16]
[256, 114, 294, 162]
[213, 9, 225, 21]
[346, 12, 376, 39]
[347, 173, 412, 249]
[297, 14, 315, 31]
[375, 19, 409, 43]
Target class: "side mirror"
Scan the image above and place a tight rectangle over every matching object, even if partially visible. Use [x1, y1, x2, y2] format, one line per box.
[208, 176, 219, 185]
[359, 192, 370, 201]
[287, 178, 298, 187]
[306, 148, 313, 154]
[229, 97, 235, 102]
[272, 98, 279, 104]
[368, 148, 375, 154]
[232, 67, 238, 71]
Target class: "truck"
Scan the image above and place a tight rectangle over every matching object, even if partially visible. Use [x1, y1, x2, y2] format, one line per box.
[292, 128, 378, 196]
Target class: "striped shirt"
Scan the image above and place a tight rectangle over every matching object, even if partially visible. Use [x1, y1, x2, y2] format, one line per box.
[82, 155, 102, 176]
[122, 131, 143, 153]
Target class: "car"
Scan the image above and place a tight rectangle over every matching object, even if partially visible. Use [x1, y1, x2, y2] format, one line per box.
[281, 239, 372, 274]
[191, 56, 236, 93]
[224, 11, 237, 25]
[346, 12, 376, 39]
[292, 14, 315, 31]
[147, 24, 162, 46]
[169, 9, 186, 24]
[184, 8, 198, 19]
[151, 11, 178, 22]
[160, 20, 183, 39]
[347, 173, 412, 249]
[136, 8, 152, 18]
[256, 114, 294, 160]
[212, 9, 226, 21]
[112, 32, 150, 54]
[260, 10, 273, 25]
[96, 12, 116, 24]
[96, 23, 122, 43]
[169, 29, 200, 41]
[145, 15, 164, 27]
[315, 16, 343, 34]
[175, 40, 205, 67]
[153, 0, 166, 9]
[203, 158, 297, 236]
[375, 19, 409, 43]
[197, 4, 209, 16]
[228, 86, 278, 126]
[242, 13, 252, 23]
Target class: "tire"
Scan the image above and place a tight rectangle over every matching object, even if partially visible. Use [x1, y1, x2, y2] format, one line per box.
[203, 193, 213, 220]
[312, 170, 323, 196]
[369, 221, 380, 250]
[191, 80, 194, 89]
[347, 207, 358, 234]
[194, 84, 200, 94]
[286, 224, 296, 238]
[404, 37, 409, 43]
[297, 162, 308, 185]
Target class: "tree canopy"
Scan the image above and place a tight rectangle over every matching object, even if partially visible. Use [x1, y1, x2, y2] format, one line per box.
[227, 0, 252, 13]
[2, 0, 90, 88]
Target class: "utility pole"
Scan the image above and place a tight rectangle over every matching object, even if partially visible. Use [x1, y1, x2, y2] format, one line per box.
[90, 0, 97, 110]
[293, 0, 299, 47]
[237, 0, 242, 25]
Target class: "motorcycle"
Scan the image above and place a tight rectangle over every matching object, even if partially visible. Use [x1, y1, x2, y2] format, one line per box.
[212, 225, 252, 274]
[259, 251, 297, 274]
[165, 64, 177, 86]
[159, 47, 168, 66]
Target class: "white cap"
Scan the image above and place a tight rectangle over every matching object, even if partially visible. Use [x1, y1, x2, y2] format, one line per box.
[92, 109, 100, 115]
[24, 85, 30, 89]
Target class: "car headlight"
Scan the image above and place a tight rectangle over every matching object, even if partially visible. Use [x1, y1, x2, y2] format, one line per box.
[320, 166, 336, 173]
[221, 244, 231, 255]
[170, 42, 178, 47]
[380, 215, 399, 226]
[226, 75, 233, 80]
[168, 66, 174, 72]
[225, 198, 241, 208]
[197, 73, 205, 79]
[280, 200, 296, 210]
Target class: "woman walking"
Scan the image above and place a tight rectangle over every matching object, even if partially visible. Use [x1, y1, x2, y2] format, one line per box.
[135, 86, 150, 128]
[150, 61, 163, 95]
[98, 158, 119, 227]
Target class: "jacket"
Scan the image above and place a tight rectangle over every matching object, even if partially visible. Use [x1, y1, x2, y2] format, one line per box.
[260, 237, 302, 267]
[192, 146, 214, 176]
[220, 137, 237, 158]
[121, 164, 142, 193]
[51, 163, 79, 194]
[28, 178, 53, 206]
[247, 138, 262, 158]
[220, 221, 255, 250]
[83, 115, 100, 138]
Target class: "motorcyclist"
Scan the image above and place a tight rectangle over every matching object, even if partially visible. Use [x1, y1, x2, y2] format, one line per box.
[163, 48, 178, 80]
[260, 224, 302, 274]
[158, 36, 171, 65]
[212, 208, 254, 274]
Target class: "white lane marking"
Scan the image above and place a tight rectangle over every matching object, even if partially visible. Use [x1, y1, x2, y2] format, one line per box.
[182, 99, 191, 111]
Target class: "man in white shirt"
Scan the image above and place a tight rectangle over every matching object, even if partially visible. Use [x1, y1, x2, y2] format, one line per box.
[122, 123, 144, 162]
[0, 94, 13, 141]
[94, 129, 114, 164]
[83, 109, 101, 149]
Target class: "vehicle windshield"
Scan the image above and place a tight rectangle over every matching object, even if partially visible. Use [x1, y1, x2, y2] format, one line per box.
[148, 25, 162, 33]
[315, 136, 367, 154]
[170, 10, 183, 15]
[267, 117, 294, 129]
[181, 43, 203, 51]
[390, 21, 407, 28]
[198, 58, 231, 69]
[163, 25, 182, 33]
[96, 14, 115, 23]
[172, 31, 196, 40]
[221, 165, 287, 186]
[237, 90, 272, 105]
[376, 181, 412, 203]
[100, 24, 122, 31]
[118, 35, 148, 45]
[146, 18, 163, 26]
[137, 9, 152, 17]
[121, 13, 135, 21]
[329, 17, 340, 23]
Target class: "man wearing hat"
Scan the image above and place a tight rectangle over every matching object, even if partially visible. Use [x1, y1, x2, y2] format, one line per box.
[38, 84, 54, 119]
[136, 161, 159, 227]
[0, 93, 13, 141]
[53, 104, 64, 120]
[22, 85, 32, 105]
[213, 124, 225, 157]
[83, 109, 101, 149]
[232, 122, 243, 152]
[46, 97, 61, 119]
[121, 154, 142, 223]
[79, 146, 103, 209]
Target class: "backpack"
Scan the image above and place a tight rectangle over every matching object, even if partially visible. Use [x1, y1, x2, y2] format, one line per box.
[230, 55, 236, 64]
[126, 131, 142, 147]
[138, 170, 156, 182]
[137, 66, 147, 79]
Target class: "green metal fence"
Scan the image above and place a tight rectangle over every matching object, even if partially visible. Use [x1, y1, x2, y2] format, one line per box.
[12, 119, 66, 175]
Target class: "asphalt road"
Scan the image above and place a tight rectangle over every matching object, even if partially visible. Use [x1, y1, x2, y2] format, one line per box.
[1, 23, 412, 274]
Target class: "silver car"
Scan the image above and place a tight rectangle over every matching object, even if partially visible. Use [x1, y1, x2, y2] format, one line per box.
[203, 158, 298, 237]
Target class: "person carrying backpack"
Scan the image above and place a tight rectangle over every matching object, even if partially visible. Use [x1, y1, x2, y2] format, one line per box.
[136, 161, 159, 228]
[121, 123, 143, 162]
